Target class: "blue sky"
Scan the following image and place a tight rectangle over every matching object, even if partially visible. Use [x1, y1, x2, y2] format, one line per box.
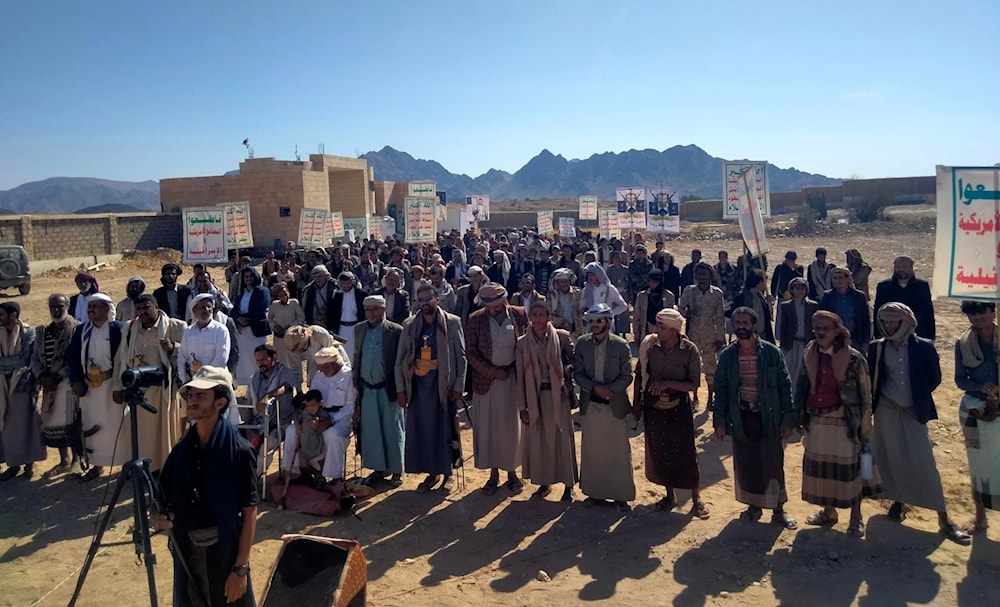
[1, 0, 997, 190]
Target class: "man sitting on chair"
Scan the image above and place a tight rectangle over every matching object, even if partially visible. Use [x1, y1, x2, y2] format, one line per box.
[281, 347, 356, 484]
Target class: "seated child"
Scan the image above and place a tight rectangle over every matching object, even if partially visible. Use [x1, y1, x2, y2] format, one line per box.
[295, 389, 327, 473]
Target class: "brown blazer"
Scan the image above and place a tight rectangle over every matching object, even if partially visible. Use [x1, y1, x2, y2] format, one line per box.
[466, 305, 528, 395]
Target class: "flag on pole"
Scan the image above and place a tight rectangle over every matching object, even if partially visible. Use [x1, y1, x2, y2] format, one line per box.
[738, 167, 770, 257]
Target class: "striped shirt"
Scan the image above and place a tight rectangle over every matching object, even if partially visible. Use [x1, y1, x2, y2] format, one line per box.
[737, 347, 759, 403]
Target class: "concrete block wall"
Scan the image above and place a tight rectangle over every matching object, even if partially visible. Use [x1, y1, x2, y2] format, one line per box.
[0, 212, 183, 262]
[118, 213, 183, 250]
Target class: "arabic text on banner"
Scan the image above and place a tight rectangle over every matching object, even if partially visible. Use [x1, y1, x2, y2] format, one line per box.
[579, 195, 598, 220]
[616, 187, 647, 229]
[324, 211, 345, 241]
[723, 162, 770, 218]
[465, 195, 490, 222]
[216, 201, 253, 248]
[298, 209, 328, 248]
[537, 210, 554, 235]
[598, 209, 620, 239]
[558, 216, 576, 237]
[408, 181, 436, 198]
[932, 166, 1000, 301]
[737, 168, 770, 257]
[343, 216, 369, 243]
[404, 197, 436, 243]
[647, 188, 680, 234]
[183, 207, 228, 264]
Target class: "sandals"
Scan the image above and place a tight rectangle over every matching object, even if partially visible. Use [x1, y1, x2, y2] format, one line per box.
[940, 523, 972, 546]
[0, 467, 20, 481]
[739, 506, 763, 522]
[887, 502, 907, 522]
[388, 475, 403, 488]
[847, 517, 865, 537]
[806, 510, 839, 526]
[654, 496, 677, 512]
[561, 487, 575, 502]
[771, 510, 798, 530]
[416, 474, 438, 494]
[78, 468, 101, 483]
[961, 519, 989, 535]
[506, 478, 524, 495]
[481, 478, 499, 496]
[436, 476, 454, 495]
[688, 500, 710, 520]
[583, 497, 605, 507]
[532, 485, 552, 499]
[614, 501, 632, 512]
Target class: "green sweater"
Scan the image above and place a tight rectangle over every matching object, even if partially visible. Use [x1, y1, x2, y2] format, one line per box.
[713, 338, 795, 442]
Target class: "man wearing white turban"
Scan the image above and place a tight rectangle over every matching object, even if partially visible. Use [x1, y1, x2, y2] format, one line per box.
[67, 293, 128, 481]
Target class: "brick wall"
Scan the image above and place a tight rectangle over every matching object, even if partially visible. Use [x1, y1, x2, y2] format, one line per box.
[0, 213, 182, 261]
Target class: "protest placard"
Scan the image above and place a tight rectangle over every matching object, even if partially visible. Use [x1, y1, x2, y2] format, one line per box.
[183, 207, 228, 264]
[932, 166, 1000, 301]
[723, 162, 770, 218]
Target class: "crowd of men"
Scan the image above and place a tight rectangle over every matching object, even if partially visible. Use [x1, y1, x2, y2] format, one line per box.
[1, 226, 997, 604]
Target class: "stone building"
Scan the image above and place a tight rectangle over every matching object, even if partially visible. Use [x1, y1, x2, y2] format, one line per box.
[160, 154, 375, 247]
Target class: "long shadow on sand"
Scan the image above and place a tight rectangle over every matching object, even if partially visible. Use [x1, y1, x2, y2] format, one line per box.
[349, 487, 500, 581]
[491, 500, 687, 600]
[672, 518, 783, 607]
[771, 515, 947, 607]
[955, 531, 1000, 607]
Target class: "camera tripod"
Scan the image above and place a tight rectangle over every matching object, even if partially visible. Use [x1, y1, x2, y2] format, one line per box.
[68, 388, 203, 607]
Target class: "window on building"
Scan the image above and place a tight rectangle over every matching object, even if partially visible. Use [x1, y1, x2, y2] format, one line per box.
[279, 206, 291, 217]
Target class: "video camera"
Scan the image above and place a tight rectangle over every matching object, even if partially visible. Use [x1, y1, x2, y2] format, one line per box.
[120, 366, 166, 391]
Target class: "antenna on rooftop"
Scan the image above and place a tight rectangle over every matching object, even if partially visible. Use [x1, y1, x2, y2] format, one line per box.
[318, 142, 325, 154]
[242, 138, 254, 159]
[295, 144, 300, 162]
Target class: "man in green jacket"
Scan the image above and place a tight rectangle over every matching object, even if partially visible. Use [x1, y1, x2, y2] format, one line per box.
[713, 306, 798, 529]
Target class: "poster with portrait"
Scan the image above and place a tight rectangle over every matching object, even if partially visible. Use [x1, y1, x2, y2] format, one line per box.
[465, 195, 491, 222]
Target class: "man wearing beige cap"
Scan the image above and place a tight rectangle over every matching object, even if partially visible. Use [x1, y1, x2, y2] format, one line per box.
[466, 283, 528, 495]
[153, 366, 258, 607]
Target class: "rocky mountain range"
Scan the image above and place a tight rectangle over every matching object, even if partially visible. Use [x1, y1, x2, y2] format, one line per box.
[0, 177, 160, 214]
[361, 145, 841, 201]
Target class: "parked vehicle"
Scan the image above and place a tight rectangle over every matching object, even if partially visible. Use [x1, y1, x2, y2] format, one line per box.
[0, 245, 31, 296]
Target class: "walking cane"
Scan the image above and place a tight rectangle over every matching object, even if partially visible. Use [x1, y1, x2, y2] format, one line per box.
[277, 446, 298, 511]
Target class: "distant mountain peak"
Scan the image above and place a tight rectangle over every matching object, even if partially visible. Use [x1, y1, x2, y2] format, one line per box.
[361, 145, 839, 202]
[0, 178, 160, 214]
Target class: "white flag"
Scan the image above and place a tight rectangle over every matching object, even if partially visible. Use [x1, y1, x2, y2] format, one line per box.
[738, 167, 770, 257]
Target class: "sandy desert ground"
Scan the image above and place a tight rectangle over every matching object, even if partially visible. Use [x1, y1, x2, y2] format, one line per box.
[1, 211, 997, 607]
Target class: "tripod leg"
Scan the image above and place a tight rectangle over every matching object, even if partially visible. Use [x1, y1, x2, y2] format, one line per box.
[68, 468, 131, 607]
[131, 461, 159, 607]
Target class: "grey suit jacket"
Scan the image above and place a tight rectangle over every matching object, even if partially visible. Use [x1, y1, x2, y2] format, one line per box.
[395, 309, 466, 405]
[354, 319, 403, 398]
[573, 333, 633, 419]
